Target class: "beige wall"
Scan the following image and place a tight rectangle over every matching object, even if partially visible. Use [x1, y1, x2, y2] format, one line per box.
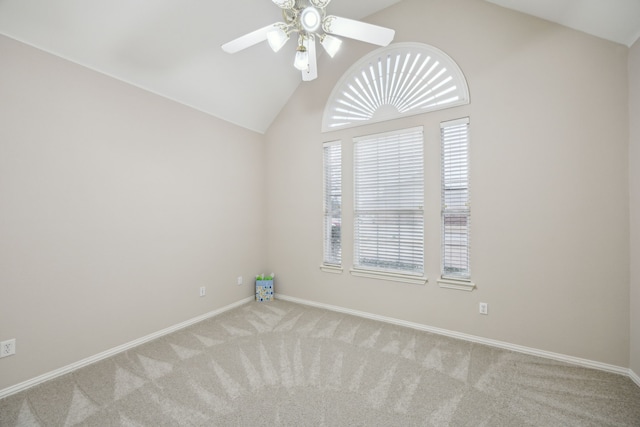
[265, 0, 631, 367]
[630, 39, 640, 378]
[0, 35, 266, 390]
[1, 0, 636, 394]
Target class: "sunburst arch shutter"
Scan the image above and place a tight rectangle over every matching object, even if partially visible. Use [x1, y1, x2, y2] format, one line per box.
[322, 42, 470, 132]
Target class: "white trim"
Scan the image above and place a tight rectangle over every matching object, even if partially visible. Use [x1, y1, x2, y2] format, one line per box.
[320, 265, 344, 274]
[3, 294, 635, 400]
[275, 293, 630, 378]
[322, 140, 342, 148]
[353, 126, 424, 143]
[350, 269, 428, 285]
[630, 369, 640, 388]
[440, 117, 470, 128]
[0, 296, 254, 399]
[438, 278, 476, 291]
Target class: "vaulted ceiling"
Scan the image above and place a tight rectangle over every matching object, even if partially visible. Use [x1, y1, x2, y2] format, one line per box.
[1, 0, 639, 134]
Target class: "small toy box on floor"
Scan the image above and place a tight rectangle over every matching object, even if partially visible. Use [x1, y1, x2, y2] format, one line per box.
[255, 279, 274, 302]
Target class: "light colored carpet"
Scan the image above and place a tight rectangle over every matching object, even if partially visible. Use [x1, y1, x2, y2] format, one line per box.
[1, 299, 639, 426]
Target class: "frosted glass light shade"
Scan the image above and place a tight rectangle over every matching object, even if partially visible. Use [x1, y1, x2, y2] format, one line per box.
[321, 34, 342, 57]
[294, 46, 309, 70]
[267, 27, 289, 52]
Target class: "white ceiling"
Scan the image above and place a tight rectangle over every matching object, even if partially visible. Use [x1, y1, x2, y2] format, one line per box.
[486, 0, 640, 47]
[1, 0, 639, 134]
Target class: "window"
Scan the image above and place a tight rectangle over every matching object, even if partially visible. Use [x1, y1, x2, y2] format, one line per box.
[441, 118, 471, 282]
[323, 141, 342, 268]
[322, 42, 470, 132]
[353, 127, 424, 279]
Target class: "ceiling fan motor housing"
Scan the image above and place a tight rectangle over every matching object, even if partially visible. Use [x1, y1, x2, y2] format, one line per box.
[301, 7, 322, 32]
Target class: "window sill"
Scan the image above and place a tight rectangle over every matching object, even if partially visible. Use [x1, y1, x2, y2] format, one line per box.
[350, 269, 427, 285]
[320, 265, 344, 274]
[438, 278, 476, 291]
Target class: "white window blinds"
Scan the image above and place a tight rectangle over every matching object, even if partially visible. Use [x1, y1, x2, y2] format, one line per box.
[441, 118, 470, 280]
[323, 141, 342, 266]
[354, 127, 424, 274]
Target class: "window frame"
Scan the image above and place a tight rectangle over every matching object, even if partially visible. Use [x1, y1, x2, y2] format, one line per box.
[350, 126, 427, 284]
[321, 140, 343, 273]
[322, 42, 470, 132]
[438, 117, 475, 291]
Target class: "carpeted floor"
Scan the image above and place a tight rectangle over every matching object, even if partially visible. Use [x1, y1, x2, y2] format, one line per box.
[1, 299, 639, 426]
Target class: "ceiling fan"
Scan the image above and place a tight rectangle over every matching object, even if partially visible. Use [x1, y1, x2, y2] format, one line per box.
[221, 0, 395, 81]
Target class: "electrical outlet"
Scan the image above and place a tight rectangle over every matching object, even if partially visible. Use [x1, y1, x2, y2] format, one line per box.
[479, 302, 488, 315]
[237, 276, 243, 286]
[199, 286, 206, 297]
[0, 339, 16, 358]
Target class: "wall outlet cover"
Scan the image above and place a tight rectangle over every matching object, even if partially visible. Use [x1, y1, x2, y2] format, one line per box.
[479, 302, 488, 315]
[0, 339, 16, 357]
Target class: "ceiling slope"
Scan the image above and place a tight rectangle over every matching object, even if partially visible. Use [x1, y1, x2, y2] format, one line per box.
[486, 0, 640, 47]
[0, 0, 401, 134]
[1, 0, 639, 133]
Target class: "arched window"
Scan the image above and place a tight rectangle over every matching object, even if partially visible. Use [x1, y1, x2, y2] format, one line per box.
[322, 42, 469, 132]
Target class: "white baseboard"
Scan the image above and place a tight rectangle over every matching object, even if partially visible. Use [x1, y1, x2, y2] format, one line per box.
[630, 369, 640, 388]
[275, 293, 631, 378]
[0, 296, 254, 400]
[3, 294, 636, 400]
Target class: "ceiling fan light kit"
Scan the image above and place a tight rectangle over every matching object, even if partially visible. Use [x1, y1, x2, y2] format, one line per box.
[319, 34, 342, 58]
[221, 0, 395, 81]
[294, 44, 309, 70]
[267, 24, 290, 52]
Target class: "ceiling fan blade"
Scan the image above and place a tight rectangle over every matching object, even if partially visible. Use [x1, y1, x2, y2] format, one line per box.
[323, 16, 395, 46]
[272, 0, 295, 9]
[302, 35, 318, 81]
[221, 24, 275, 54]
